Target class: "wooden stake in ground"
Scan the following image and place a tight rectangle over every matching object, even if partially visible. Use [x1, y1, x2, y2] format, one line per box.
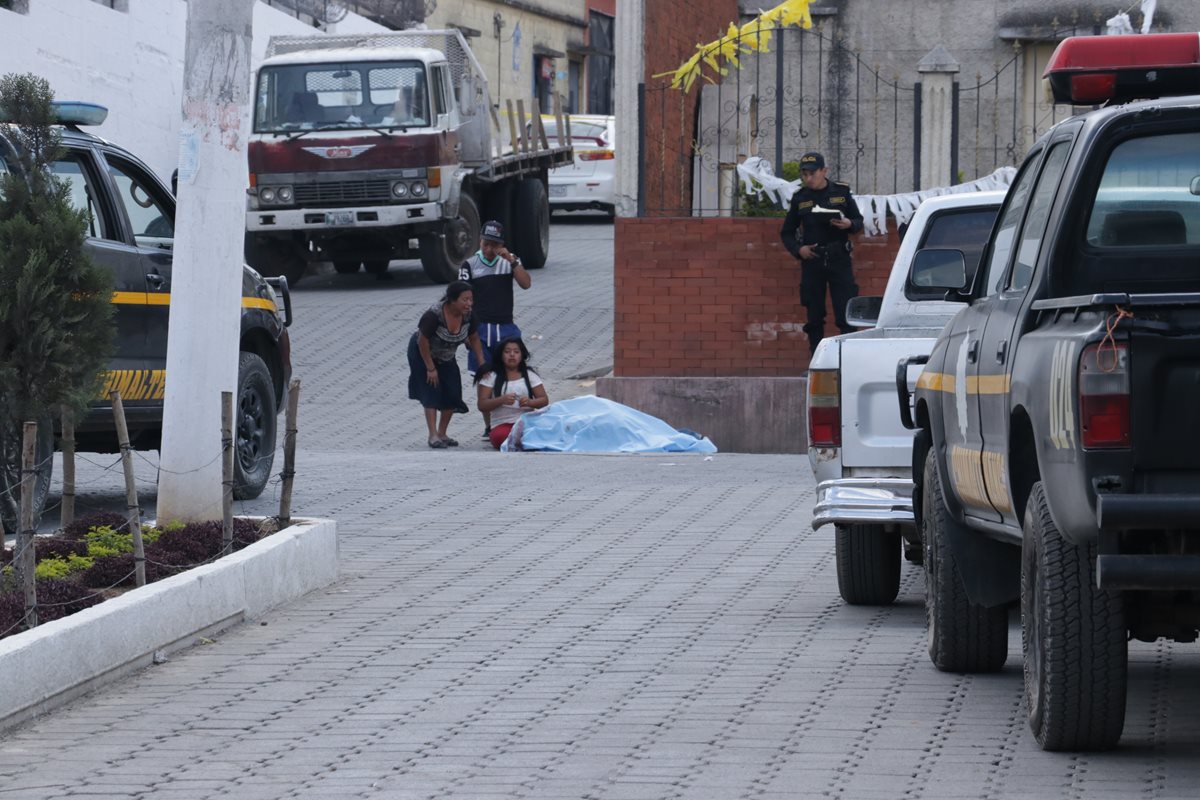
[278, 378, 301, 528]
[18, 420, 38, 630]
[60, 406, 75, 529]
[110, 391, 145, 587]
[221, 390, 234, 555]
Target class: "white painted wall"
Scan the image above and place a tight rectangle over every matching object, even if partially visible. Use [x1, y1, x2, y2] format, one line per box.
[0, 0, 386, 183]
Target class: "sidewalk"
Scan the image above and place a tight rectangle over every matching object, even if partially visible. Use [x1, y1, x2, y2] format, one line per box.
[3, 450, 1199, 799]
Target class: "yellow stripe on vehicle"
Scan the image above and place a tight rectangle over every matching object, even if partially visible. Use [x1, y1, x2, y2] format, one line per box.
[110, 292, 278, 312]
[97, 369, 167, 401]
[916, 372, 1010, 395]
[917, 371, 955, 393]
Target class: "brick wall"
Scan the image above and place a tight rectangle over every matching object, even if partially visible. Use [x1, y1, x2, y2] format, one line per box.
[641, 0, 740, 217]
[613, 217, 902, 376]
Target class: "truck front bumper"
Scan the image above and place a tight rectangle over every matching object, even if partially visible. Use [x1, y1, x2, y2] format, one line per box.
[1096, 493, 1200, 590]
[247, 202, 440, 232]
[813, 478, 914, 531]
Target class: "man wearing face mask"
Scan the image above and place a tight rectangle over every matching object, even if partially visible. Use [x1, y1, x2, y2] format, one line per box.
[780, 152, 864, 355]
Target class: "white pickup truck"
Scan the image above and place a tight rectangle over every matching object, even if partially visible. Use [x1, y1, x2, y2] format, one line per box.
[807, 191, 1004, 605]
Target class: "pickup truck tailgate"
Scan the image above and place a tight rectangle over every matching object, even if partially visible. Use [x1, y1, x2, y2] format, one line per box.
[840, 337, 935, 467]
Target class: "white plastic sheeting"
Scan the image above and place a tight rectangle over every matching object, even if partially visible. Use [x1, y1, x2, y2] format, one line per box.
[736, 156, 1016, 236]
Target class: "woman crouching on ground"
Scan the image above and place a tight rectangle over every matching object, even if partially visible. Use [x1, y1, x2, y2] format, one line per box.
[474, 336, 549, 449]
[408, 280, 487, 448]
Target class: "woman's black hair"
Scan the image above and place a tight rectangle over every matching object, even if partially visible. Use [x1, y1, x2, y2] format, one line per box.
[442, 280, 474, 303]
[472, 336, 534, 397]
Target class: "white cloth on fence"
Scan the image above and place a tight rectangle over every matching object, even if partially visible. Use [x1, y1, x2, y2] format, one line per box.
[1105, 12, 1134, 35]
[736, 156, 1016, 236]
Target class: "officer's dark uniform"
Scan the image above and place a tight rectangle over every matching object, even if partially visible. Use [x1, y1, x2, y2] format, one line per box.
[780, 154, 864, 353]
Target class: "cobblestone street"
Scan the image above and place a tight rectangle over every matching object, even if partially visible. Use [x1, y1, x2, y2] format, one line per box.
[3, 220, 1200, 799]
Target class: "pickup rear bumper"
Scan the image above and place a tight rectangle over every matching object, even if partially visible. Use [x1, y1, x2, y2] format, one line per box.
[813, 478, 914, 530]
[1095, 493, 1200, 590]
[247, 202, 440, 232]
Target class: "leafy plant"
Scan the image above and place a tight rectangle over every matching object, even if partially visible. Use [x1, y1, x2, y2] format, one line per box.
[738, 160, 801, 218]
[0, 73, 114, 532]
[63, 511, 129, 539]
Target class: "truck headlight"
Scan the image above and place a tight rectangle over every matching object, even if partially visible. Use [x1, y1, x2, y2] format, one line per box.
[410, 181, 426, 197]
[277, 185, 293, 203]
[392, 181, 409, 198]
[260, 187, 276, 203]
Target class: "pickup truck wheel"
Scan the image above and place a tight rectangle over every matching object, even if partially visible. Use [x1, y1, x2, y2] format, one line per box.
[835, 524, 901, 605]
[333, 260, 361, 275]
[420, 192, 480, 283]
[233, 352, 277, 501]
[922, 450, 1008, 672]
[511, 178, 549, 269]
[0, 419, 53, 537]
[1022, 481, 1126, 751]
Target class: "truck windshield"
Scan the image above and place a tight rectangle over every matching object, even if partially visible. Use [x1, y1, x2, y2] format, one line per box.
[1085, 131, 1200, 248]
[255, 60, 430, 133]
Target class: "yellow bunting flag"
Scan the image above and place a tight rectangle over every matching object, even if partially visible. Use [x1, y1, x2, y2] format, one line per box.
[653, 0, 813, 92]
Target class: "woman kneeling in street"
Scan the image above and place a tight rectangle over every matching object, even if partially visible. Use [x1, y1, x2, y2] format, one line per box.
[407, 281, 487, 448]
[475, 337, 549, 449]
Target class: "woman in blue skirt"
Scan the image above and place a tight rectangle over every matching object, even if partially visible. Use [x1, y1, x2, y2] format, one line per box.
[407, 281, 487, 448]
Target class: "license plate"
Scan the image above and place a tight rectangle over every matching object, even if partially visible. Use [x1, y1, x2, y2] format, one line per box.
[549, 184, 568, 198]
[325, 211, 354, 226]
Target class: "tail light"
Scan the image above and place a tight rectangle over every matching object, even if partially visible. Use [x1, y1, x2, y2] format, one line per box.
[579, 149, 615, 161]
[1079, 341, 1130, 449]
[808, 369, 841, 447]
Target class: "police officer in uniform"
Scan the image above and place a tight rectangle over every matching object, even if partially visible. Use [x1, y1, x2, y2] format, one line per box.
[780, 152, 864, 354]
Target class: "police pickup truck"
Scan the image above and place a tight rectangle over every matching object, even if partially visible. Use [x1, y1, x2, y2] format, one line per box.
[900, 34, 1200, 751]
[808, 191, 1002, 606]
[0, 102, 292, 531]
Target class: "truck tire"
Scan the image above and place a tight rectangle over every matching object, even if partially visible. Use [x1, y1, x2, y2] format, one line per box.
[835, 524, 901, 605]
[419, 192, 480, 283]
[363, 259, 390, 276]
[333, 260, 361, 275]
[511, 177, 550, 269]
[0, 419, 53, 537]
[233, 352, 277, 501]
[246, 235, 308, 286]
[922, 450, 1008, 672]
[1022, 481, 1126, 751]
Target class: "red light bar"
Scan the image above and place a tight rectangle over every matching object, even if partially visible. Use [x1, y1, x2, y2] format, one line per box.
[1044, 33, 1200, 104]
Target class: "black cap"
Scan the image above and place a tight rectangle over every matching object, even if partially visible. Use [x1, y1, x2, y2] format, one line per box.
[481, 220, 505, 242]
[799, 152, 825, 171]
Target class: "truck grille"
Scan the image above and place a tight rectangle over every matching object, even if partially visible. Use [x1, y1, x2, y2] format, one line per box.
[294, 179, 393, 205]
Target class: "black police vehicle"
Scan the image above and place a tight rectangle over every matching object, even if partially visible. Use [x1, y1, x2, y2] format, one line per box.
[899, 34, 1200, 751]
[0, 102, 292, 523]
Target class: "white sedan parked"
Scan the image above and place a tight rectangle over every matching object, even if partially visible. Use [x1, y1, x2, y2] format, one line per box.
[542, 114, 615, 217]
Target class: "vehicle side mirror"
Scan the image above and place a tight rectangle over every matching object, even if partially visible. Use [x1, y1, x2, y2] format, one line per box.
[910, 248, 969, 300]
[845, 295, 882, 328]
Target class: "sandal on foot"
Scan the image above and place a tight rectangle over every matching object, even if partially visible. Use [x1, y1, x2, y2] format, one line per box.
[443, 437, 459, 447]
[481, 427, 492, 440]
[428, 438, 447, 449]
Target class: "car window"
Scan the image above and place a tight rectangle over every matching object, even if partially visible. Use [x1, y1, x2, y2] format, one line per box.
[50, 152, 112, 241]
[1008, 141, 1070, 292]
[905, 207, 1000, 300]
[1085, 131, 1200, 247]
[105, 154, 174, 249]
[431, 65, 447, 116]
[543, 120, 608, 141]
[980, 152, 1040, 295]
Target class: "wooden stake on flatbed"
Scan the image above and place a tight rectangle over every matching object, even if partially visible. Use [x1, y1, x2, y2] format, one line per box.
[505, 99, 519, 155]
[515, 99, 529, 153]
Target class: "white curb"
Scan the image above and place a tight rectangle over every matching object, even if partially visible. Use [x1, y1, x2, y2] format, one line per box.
[0, 517, 338, 731]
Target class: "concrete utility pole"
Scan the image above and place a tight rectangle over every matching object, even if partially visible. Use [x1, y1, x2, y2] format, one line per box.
[158, 0, 255, 522]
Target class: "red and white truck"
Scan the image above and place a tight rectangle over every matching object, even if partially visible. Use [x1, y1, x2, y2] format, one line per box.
[244, 30, 572, 284]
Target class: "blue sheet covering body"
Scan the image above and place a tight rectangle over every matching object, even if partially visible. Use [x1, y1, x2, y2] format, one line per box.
[501, 396, 718, 453]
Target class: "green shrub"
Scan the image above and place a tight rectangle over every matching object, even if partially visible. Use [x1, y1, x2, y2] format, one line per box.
[738, 160, 801, 217]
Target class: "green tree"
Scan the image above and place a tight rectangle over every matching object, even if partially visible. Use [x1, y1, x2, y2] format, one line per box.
[0, 73, 114, 533]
